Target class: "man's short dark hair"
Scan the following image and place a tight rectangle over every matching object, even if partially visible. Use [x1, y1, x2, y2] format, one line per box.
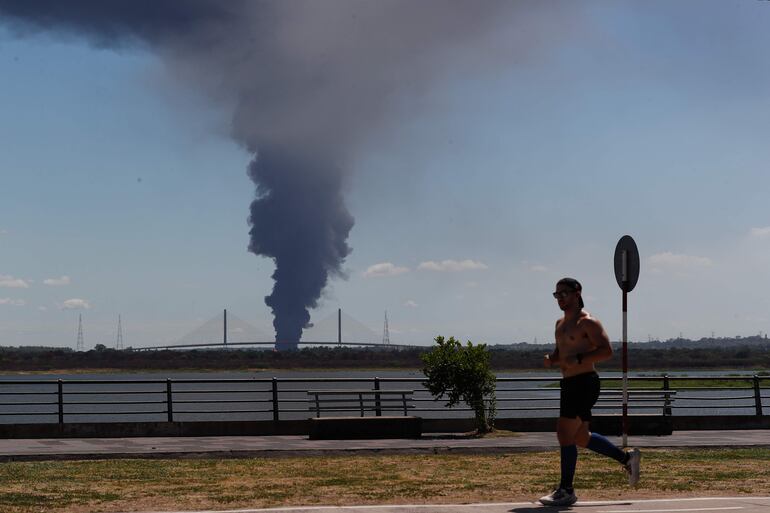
[557, 277, 584, 308]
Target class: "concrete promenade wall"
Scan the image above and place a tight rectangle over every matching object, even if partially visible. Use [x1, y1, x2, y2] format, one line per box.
[0, 415, 767, 439]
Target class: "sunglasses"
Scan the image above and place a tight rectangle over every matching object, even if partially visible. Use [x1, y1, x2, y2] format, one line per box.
[552, 290, 575, 300]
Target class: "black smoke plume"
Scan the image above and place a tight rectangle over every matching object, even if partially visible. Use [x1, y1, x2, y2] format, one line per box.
[0, 1, 562, 349]
[248, 148, 353, 351]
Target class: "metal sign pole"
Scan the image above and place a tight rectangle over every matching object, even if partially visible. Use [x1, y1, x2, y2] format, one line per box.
[614, 235, 638, 449]
[621, 250, 629, 448]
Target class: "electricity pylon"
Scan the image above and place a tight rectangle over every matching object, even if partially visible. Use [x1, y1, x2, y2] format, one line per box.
[382, 310, 390, 345]
[76, 314, 84, 351]
[116, 315, 124, 350]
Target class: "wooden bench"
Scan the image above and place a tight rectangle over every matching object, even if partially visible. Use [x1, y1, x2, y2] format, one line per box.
[307, 389, 420, 439]
[593, 390, 677, 435]
[307, 389, 414, 417]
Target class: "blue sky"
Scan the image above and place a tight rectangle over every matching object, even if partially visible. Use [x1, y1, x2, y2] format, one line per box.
[1, 1, 770, 349]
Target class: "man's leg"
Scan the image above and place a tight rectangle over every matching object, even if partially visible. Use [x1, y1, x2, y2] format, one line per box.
[574, 420, 591, 447]
[579, 373, 632, 466]
[582, 428, 641, 485]
[556, 416, 583, 491]
[540, 416, 581, 505]
[583, 429, 627, 463]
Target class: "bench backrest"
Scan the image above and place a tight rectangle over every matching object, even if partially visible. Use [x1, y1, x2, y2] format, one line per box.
[307, 389, 414, 417]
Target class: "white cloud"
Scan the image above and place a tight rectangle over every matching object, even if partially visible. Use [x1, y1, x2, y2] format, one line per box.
[404, 300, 418, 308]
[0, 298, 25, 306]
[60, 298, 91, 310]
[38, 306, 48, 312]
[43, 275, 71, 286]
[530, 264, 548, 272]
[0, 274, 29, 288]
[0, 229, 7, 235]
[417, 259, 488, 272]
[749, 227, 770, 239]
[648, 252, 713, 268]
[363, 262, 409, 278]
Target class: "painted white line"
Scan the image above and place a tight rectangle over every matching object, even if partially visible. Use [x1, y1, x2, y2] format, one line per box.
[580, 498, 768, 505]
[134, 503, 536, 513]
[131, 497, 770, 513]
[598, 507, 744, 513]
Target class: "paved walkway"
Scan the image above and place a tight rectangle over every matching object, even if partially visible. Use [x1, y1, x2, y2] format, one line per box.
[0, 430, 768, 461]
[116, 497, 770, 513]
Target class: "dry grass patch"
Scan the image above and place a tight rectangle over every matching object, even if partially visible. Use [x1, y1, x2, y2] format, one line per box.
[0, 448, 767, 512]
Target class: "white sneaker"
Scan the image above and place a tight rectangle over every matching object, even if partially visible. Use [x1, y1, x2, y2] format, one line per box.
[539, 487, 577, 506]
[624, 448, 641, 486]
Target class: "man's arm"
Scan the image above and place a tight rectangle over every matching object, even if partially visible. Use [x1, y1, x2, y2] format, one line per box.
[544, 320, 561, 368]
[544, 346, 560, 367]
[577, 318, 613, 364]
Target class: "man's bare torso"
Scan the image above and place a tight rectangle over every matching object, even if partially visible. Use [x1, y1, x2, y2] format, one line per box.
[555, 311, 600, 378]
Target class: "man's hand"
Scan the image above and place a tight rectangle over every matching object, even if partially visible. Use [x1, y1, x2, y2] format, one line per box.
[543, 354, 554, 368]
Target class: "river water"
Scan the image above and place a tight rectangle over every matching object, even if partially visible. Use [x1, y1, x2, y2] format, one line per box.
[0, 369, 765, 423]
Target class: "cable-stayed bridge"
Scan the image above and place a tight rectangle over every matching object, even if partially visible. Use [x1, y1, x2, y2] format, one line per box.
[174, 311, 271, 346]
[136, 309, 418, 351]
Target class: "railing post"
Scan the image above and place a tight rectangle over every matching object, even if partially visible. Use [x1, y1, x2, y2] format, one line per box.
[57, 379, 64, 425]
[272, 377, 279, 422]
[754, 375, 763, 416]
[166, 379, 173, 423]
[374, 377, 382, 416]
[663, 374, 672, 416]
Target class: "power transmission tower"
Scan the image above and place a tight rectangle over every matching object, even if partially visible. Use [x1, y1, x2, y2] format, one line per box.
[116, 314, 124, 350]
[382, 310, 390, 345]
[76, 314, 84, 351]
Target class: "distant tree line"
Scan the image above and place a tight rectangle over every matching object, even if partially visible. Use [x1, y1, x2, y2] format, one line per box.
[0, 342, 768, 372]
[503, 334, 770, 350]
[492, 343, 770, 370]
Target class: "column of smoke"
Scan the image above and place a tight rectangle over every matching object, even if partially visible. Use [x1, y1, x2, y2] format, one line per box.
[0, 1, 563, 350]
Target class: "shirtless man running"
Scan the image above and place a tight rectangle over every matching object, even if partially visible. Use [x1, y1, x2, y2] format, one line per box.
[539, 277, 641, 507]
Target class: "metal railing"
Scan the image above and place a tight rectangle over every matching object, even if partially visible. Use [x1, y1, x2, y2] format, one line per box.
[0, 374, 766, 424]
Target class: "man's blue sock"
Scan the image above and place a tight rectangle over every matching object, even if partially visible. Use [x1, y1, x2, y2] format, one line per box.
[560, 444, 577, 491]
[587, 432, 627, 463]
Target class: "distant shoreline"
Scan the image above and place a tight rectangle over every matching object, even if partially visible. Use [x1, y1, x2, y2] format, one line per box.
[0, 366, 767, 376]
[1, 343, 768, 374]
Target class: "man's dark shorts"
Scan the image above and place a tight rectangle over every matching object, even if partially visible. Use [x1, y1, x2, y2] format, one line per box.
[560, 371, 600, 421]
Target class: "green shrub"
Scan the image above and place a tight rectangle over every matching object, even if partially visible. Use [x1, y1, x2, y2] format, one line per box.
[421, 336, 497, 433]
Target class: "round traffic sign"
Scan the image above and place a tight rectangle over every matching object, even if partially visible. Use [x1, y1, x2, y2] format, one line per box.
[614, 235, 640, 292]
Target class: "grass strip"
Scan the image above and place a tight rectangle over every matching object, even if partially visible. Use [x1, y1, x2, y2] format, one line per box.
[0, 448, 767, 513]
